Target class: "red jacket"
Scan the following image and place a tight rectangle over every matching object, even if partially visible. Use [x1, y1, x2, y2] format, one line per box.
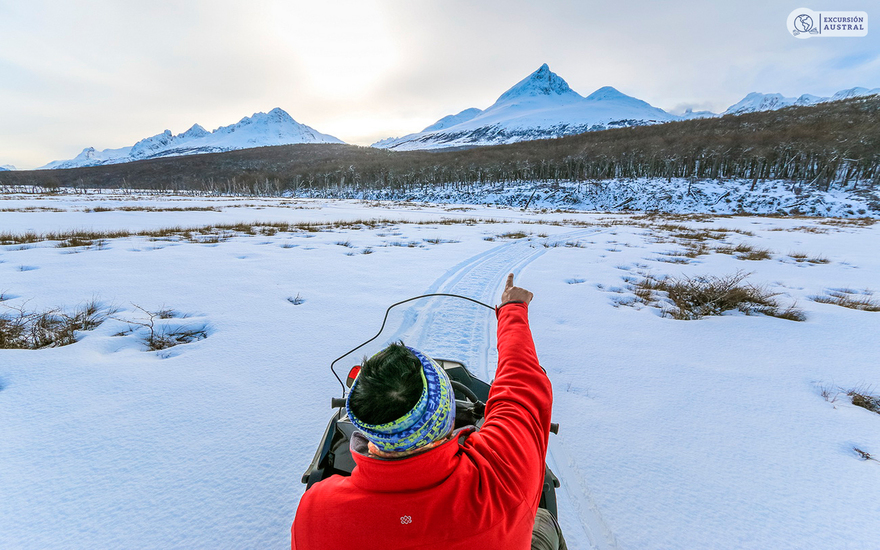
[292, 302, 552, 549]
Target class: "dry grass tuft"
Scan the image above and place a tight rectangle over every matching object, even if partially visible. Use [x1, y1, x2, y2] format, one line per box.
[819, 218, 876, 228]
[496, 231, 529, 239]
[0, 299, 111, 349]
[769, 225, 831, 234]
[819, 384, 880, 415]
[0, 218, 498, 247]
[788, 252, 831, 264]
[850, 391, 880, 415]
[716, 243, 773, 261]
[627, 271, 805, 321]
[811, 289, 880, 311]
[85, 205, 219, 213]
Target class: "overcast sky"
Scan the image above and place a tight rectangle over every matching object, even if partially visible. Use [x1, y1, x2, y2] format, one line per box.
[1, 0, 878, 169]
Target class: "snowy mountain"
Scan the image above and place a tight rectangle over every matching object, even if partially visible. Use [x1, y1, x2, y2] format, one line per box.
[722, 87, 880, 115]
[679, 108, 717, 120]
[41, 108, 344, 170]
[372, 64, 677, 151]
[0, 164, 16, 171]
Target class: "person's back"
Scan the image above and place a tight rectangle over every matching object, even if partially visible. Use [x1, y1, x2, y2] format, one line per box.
[292, 275, 562, 549]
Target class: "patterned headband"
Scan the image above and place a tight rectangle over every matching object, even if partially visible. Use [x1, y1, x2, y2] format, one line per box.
[346, 346, 456, 453]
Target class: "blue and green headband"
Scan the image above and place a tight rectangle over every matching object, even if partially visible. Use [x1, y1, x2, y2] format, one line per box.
[346, 346, 456, 453]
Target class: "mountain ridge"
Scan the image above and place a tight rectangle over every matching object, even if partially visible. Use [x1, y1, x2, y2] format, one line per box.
[373, 65, 880, 151]
[34, 64, 880, 168]
[41, 108, 343, 170]
[373, 64, 676, 151]
[722, 87, 880, 115]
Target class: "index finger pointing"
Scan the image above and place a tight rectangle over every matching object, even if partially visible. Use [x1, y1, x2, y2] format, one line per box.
[506, 273, 514, 289]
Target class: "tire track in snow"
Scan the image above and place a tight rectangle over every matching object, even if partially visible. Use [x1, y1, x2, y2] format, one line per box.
[547, 437, 620, 550]
[387, 227, 620, 550]
[387, 236, 544, 378]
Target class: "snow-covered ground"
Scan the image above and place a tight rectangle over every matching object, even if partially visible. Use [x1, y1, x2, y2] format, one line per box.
[1, 192, 878, 549]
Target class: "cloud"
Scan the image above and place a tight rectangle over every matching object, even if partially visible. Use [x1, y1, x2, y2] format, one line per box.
[2, 0, 879, 167]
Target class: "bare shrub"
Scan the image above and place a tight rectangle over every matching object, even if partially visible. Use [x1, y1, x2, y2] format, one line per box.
[115, 305, 208, 351]
[629, 271, 806, 321]
[853, 448, 877, 462]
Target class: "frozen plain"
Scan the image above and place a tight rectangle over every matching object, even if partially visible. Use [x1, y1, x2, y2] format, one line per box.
[1, 192, 878, 549]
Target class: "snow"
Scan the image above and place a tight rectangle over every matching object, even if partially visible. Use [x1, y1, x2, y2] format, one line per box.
[723, 87, 880, 115]
[372, 65, 676, 151]
[0, 164, 16, 171]
[421, 108, 484, 132]
[39, 108, 344, 170]
[40, 146, 135, 170]
[372, 64, 879, 151]
[724, 92, 797, 115]
[679, 108, 716, 120]
[2, 191, 879, 550]
[495, 63, 582, 104]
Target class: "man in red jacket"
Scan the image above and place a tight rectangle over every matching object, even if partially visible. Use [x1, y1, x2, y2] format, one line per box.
[292, 274, 566, 549]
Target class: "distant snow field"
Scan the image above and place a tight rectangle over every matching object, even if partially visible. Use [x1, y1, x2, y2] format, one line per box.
[1, 192, 878, 550]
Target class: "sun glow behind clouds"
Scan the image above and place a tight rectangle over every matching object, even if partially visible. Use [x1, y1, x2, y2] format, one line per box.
[270, 1, 400, 99]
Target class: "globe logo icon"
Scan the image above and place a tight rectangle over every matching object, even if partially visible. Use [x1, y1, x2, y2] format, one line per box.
[794, 14, 814, 33]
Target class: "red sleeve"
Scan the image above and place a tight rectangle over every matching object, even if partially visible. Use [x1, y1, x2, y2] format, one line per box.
[467, 302, 552, 503]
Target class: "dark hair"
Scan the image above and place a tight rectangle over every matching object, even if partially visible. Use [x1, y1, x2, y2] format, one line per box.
[348, 342, 423, 425]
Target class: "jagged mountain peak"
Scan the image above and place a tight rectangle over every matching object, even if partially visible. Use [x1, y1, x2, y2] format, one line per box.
[494, 63, 580, 104]
[180, 124, 209, 139]
[240, 107, 295, 125]
[373, 65, 675, 151]
[584, 86, 632, 102]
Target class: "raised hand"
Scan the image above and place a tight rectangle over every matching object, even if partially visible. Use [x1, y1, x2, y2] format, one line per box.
[500, 273, 533, 306]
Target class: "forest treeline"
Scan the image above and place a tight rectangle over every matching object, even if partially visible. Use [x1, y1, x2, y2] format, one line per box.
[3, 96, 879, 195]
